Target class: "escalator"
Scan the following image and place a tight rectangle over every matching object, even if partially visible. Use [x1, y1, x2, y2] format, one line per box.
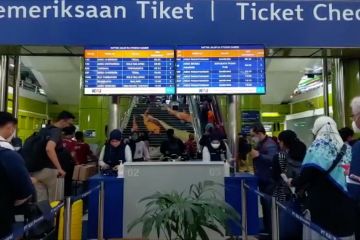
[188, 95, 227, 139]
[188, 95, 232, 161]
[122, 98, 194, 159]
[121, 95, 228, 160]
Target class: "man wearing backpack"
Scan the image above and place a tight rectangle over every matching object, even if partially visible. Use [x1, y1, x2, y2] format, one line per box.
[25, 111, 75, 202]
[350, 97, 360, 239]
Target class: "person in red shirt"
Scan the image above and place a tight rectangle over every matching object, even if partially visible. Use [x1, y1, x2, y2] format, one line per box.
[74, 131, 97, 165]
[207, 110, 216, 125]
[62, 125, 77, 157]
[185, 133, 197, 159]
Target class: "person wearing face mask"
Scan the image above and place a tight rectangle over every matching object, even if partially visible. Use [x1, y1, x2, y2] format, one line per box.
[202, 134, 227, 162]
[99, 129, 132, 170]
[289, 116, 356, 240]
[349, 97, 360, 239]
[11, 137, 22, 152]
[24, 111, 75, 202]
[129, 131, 150, 162]
[0, 112, 34, 238]
[0, 112, 17, 150]
[249, 123, 278, 239]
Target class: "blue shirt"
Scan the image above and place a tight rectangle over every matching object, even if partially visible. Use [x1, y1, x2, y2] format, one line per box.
[253, 136, 279, 188]
[0, 148, 34, 238]
[349, 141, 360, 201]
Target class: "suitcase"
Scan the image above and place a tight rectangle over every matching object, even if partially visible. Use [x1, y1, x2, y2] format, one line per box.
[57, 199, 84, 240]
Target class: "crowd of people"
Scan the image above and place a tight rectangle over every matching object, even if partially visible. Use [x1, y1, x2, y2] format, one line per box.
[0, 110, 98, 238]
[248, 97, 360, 240]
[2, 95, 360, 239]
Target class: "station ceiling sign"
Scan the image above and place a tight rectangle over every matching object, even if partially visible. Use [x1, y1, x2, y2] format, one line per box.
[0, 0, 359, 47]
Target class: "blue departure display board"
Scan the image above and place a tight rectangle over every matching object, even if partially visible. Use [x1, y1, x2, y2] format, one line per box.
[176, 45, 266, 94]
[84, 46, 175, 95]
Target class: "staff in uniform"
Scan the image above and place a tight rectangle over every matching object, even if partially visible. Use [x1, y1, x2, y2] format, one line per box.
[99, 130, 132, 169]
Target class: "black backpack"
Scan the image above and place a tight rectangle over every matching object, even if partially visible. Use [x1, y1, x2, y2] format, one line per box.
[22, 126, 56, 172]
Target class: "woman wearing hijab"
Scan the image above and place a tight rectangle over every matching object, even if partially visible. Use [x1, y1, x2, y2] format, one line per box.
[99, 129, 132, 169]
[290, 116, 356, 239]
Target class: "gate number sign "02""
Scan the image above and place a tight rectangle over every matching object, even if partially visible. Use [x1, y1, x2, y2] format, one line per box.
[127, 168, 140, 177]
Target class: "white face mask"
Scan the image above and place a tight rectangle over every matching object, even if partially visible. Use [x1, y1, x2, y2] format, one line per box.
[252, 136, 260, 144]
[352, 121, 360, 133]
[211, 143, 221, 149]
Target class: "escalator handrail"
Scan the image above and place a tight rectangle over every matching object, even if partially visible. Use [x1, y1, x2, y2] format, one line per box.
[120, 96, 138, 131]
[210, 96, 223, 124]
[210, 96, 227, 138]
[188, 95, 202, 151]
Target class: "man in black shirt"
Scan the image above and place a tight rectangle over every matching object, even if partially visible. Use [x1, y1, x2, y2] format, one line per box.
[0, 146, 34, 238]
[31, 111, 75, 202]
[160, 129, 185, 158]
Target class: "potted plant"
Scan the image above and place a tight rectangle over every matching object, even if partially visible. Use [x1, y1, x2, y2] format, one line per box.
[128, 181, 240, 240]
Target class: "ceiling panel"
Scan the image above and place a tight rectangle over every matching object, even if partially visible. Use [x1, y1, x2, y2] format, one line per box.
[21, 56, 81, 105]
[22, 46, 71, 55]
[262, 58, 323, 104]
[271, 48, 321, 57]
[66, 46, 84, 55]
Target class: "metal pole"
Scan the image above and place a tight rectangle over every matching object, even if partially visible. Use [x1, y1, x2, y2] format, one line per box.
[13, 56, 21, 119]
[98, 182, 105, 240]
[228, 95, 239, 164]
[271, 197, 279, 240]
[64, 197, 72, 240]
[241, 181, 248, 240]
[333, 59, 345, 127]
[0, 56, 9, 112]
[109, 96, 120, 132]
[322, 49, 330, 116]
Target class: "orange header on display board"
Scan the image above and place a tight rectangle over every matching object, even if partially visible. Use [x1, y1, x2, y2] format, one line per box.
[176, 49, 264, 58]
[85, 50, 174, 59]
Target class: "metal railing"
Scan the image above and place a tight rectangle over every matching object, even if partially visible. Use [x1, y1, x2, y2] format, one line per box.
[3, 182, 105, 240]
[241, 181, 340, 240]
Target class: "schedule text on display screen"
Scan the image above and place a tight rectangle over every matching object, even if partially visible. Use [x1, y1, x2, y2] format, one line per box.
[84, 45, 266, 95]
[84, 46, 175, 95]
[176, 45, 266, 95]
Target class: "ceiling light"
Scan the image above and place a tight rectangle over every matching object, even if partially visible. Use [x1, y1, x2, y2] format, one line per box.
[262, 112, 281, 117]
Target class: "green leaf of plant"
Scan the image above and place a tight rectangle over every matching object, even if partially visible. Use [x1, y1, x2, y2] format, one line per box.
[142, 217, 155, 238]
[127, 217, 144, 233]
[203, 222, 225, 237]
[198, 226, 210, 240]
